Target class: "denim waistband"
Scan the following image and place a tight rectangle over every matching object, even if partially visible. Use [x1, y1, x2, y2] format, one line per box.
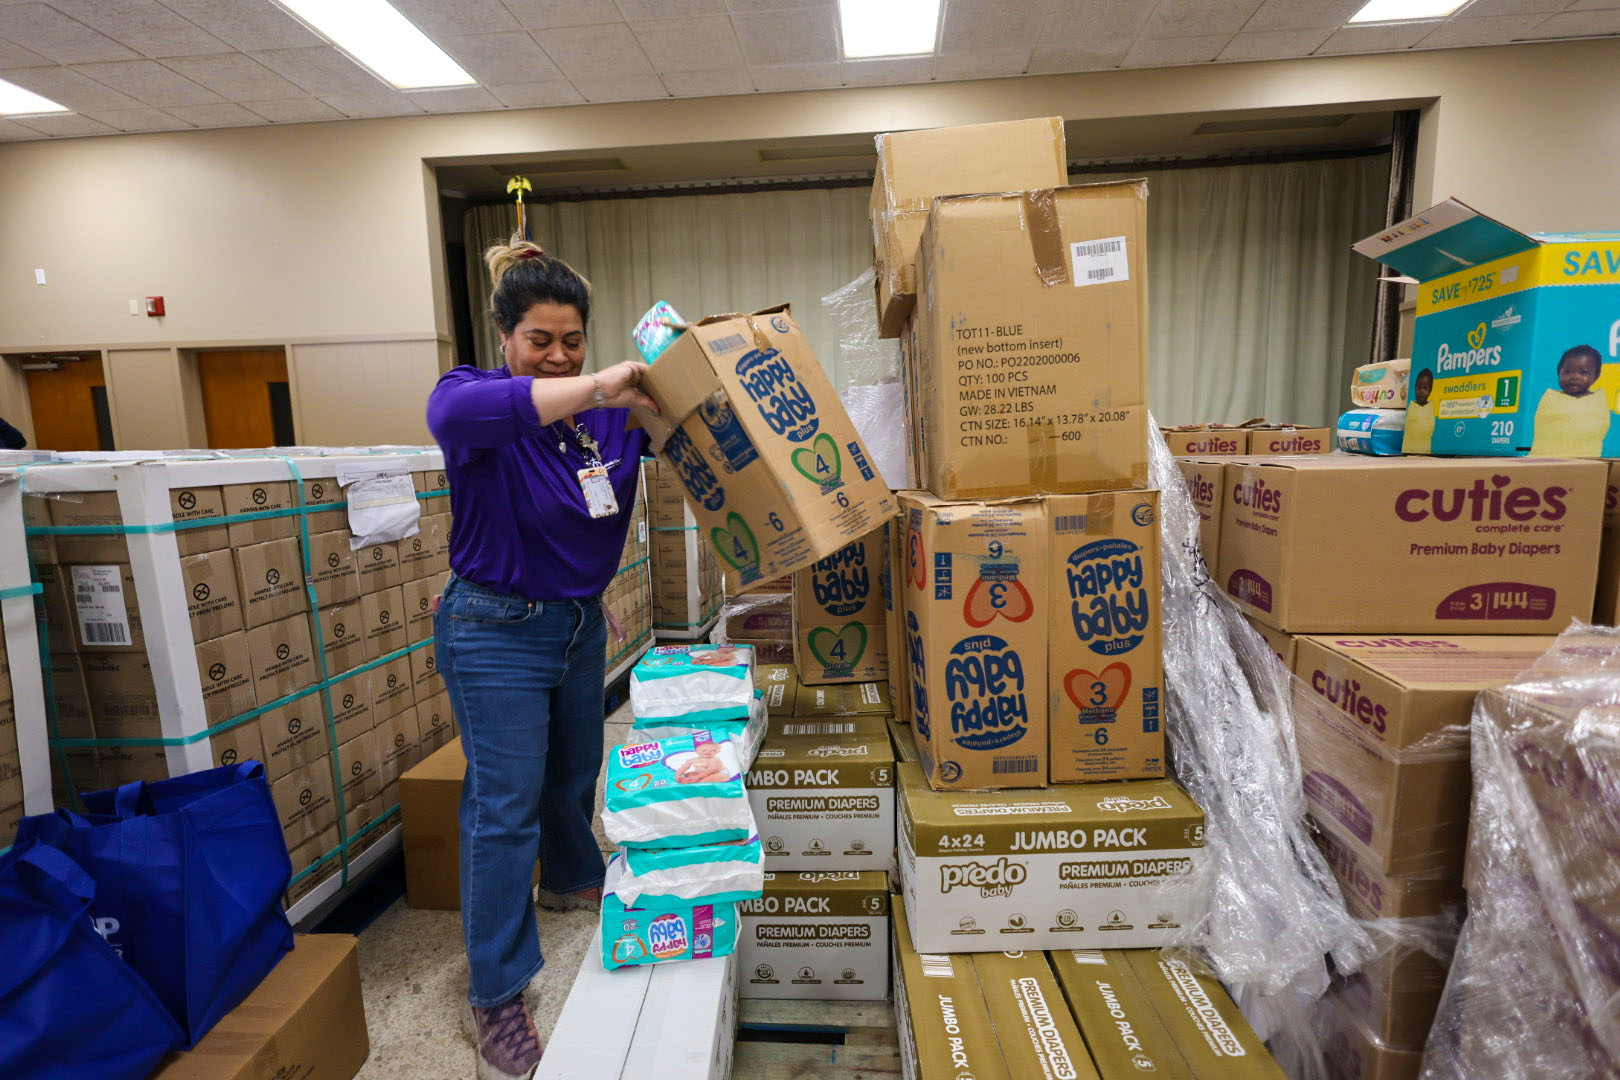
[445, 572, 602, 607]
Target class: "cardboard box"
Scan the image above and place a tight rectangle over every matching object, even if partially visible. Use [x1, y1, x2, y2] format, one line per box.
[222, 480, 296, 547]
[208, 716, 266, 771]
[1595, 459, 1620, 625]
[888, 716, 919, 765]
[1220, 457, 1605, 633]
[354, 538, 403, 594]
[247, 615, 317, 706]
[896, 762, 1204, 953]
[337, 728, 382, 807]
[1292, 634, 1553, 875]
[359, 586, 407, 661]
[1245, 616, 1297, 670]
[737, 871, 890, 1000]
[1319, 998, 1423, 1080]
[64, 554, 243, 651]
[753, 663, 799, 717]
[1247, 425, 1333, 455]
[883, 514, 908, 721]
[1354, 198, 1620, 457]
[370, 656, 415, 717]
[418, 691, 455, 753]
[234, 537, 309, 630]
[629, 305, 897, 593]
[304, 529, 360, 608]
[874, 209, 928, 338]
[314, 602, 367, 674]
[414, 467, 451, 515]
[890, 903, 1011, 1080]
[1177, 457, 1226, 575]
[726, 593, 791, 640]
[973, 950, 1099, 1080]
[793, 526, 887, 684]
[1050, 948, 1285, 1078]
[420, 513, 452, 577]
[1312, 826, 1464, 921]
[792, 680, 891, 718]
[328, 668, 373, 745]
[1047, 490, 1164, 783]
[1326, 943, 1449, 1052]
[299, 477, 347, 534]
[409, 643, 443, 702]
[43, 652, 91, 740]
[899, 493, 1048, 790]
[286, 825, 342, 906]
[400, 737, 463, 910]
[49, 486, 229, 563]
[83, 631, 256, 733]
[258, 698, 331, 783]
[149, 934, 367, 1080]
[747, 731, 895, 871]
[396, 528, 437, 583]
[377, 706, 422, 788]
[1162, 427, 1248, 456]
[767, 714, 888, 740]
[401, 574, 442, 642]
[271, 756, 338, 849]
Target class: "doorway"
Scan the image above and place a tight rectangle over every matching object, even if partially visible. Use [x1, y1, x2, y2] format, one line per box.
[23, 354, 113, 452]
[196, 348, 296, 449]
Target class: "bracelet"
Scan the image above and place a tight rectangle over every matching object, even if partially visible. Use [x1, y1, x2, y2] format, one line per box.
[590, 373, 605, 407]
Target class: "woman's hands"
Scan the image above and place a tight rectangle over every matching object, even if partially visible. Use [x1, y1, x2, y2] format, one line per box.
[529, 361, 657, 426]
[593, 361, 657, 413]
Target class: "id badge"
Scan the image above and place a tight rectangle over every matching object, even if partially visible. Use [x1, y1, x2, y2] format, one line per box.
[578, 465, 619, 519]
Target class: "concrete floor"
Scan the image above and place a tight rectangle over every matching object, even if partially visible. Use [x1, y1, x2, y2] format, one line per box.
[352, 701, 635, 1079]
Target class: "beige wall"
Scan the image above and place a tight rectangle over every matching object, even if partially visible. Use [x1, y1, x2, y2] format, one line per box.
[102, 347, 198, 449]
[288, 339, 438, 445]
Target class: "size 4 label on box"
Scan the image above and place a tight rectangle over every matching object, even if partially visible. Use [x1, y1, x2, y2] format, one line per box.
[71, 565, 131, 647]
[1070, 236, 1130, 288]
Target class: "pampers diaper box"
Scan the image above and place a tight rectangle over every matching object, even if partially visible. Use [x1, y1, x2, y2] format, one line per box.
[629, 305, 896, 592]
[899, 492, 1048, 791]
[747, 730, 895, 871]
[1218, 456, 1605, 634]
[1047, 490, 1164, 784]
[737, 871, 890, 1000]
[896, 762, 1204, 953]
[1354, 199, 1620, 457]
[792, 525, 888, 685]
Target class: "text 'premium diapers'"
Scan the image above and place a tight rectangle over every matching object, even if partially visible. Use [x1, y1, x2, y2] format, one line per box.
[630, 643, 756, 725]
[601, 732, 756, 849]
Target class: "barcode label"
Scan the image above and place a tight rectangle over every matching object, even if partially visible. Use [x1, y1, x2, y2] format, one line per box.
[1070, 950, 1107, 965]
[1054, 514, 1088, 534]
[1071, 235, 1130, 289]
[71, 565, 132, 648]
[83, 622, 131, 645]
[920, 954, 954, 978]
[993, 755, 1040, 774]
[784, 721, 855, 736]
[707, 332, 747, 353]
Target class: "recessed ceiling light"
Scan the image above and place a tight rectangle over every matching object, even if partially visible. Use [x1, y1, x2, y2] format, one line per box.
[1348, 0, 1470, 24]
[0, 78, 70, 116]
[839, 0, 941, 59]
[272, 0, 475, 89]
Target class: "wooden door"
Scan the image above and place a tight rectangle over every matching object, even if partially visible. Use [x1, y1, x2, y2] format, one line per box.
[26, 355, 110, 451]
[197, 349, 294, 449]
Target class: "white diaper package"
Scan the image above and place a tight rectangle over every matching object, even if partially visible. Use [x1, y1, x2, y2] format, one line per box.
[601, 731, 757, 849]
[630, 644, 755, 726]
[631, 691, 768, 769]
[614, 835, 765, 907]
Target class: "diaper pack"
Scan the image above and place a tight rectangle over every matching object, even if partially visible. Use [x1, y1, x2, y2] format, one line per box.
[614, 835, 765, 907]
[631, 690, 768, 769]
[601, 854, 740, 971]
[601, 731, 755, 849]
[630, 644, 756, 725]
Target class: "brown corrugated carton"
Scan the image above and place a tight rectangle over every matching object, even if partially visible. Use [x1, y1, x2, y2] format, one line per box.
[1162, 427, 1248, 456]
[1047, 490, 1164, 783]
[753, 663, 799, 718]
[208, 717, 265, 771]
[421, 513, 452, 577]
[271, 756, 338, 849]
[746, 730, 894, 872]
[354, 539, 402, 594]
[1319, 998, 1423, 1080]
[737, 871, 890, 1001]
[792, 680, 891, 718]
[418, 692, 455, 754]
[1220, 457, 1605, 633]
[972, 951, 1101, 1080]
[222, 481, 296, 547]
[328, 668, 373, 745]
[314, 602, 366, 674]
[257, 698, 330, 783]
[304, 529, 359, 608]
[409, 645, 443, 702]
[899, 493, 1047, 790]
[65, 553, 242, 651]
[377, 706, 422, 788]
[413, 467, 451, 515]
[246, 615, 317, 706]
[285, 826, 341, 906]
[370, 656, 415, 718]
[396, 528, 437, 582]
[911, 182, 1149, 499]
[1247, 426, 1333, 455]
[884, 513, 909, 721]
[299, 477, 347, 534]
[1176, 457, 1225, 577]
[359, 586, 407, 661]
[1594, 460, 1620, 624]
[400, 575, 441, 642]
[49, 486, 228, 562]
[793, 525, 887, 685]
[890, 903, 1011, 1080]
[888, 716, 919, 764]
[1245, 616, 1297, 670]
[337, 729, 382, 807]
[234, 537, 309, 630]
[82, 631, 256, 732]
[401, 736, 465, 910]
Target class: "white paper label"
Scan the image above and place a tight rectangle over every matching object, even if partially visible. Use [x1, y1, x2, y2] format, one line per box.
[638, 520, 648, 545]
[341, 470, 421, 549]
[72, 565, 132, 646]
[1070, 236, 1130, 288]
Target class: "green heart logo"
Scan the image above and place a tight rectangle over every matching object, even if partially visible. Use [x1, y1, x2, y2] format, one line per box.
[808, 622, 868, 672]
[1467, 322, 1486, 350]
[791, 432, 843, 491]
[711, 512, 760, 574]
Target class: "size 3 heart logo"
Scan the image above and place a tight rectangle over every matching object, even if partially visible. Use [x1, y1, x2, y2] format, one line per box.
[907, 528, 926, 591]
[711, 512, 760, 574]
[808, 622, 868, 671]
[964, 577, 1034, 627]
[791, 433, 842, 490]
[1064, 663, 1132, 713]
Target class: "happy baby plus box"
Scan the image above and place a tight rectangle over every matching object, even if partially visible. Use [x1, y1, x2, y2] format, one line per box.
[793, 525, 888, 685]
[631, 306, 896, 593]
[1354, 198, 1620, 457]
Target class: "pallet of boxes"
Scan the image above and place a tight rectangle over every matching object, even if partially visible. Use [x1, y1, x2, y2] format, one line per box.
[646, 456, 724, 642]
[604, 460, 654, 676]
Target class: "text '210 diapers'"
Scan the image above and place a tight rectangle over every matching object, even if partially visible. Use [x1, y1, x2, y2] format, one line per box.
[614, 835, 765, 907]
[601, 731, 756, 849]
[601, 854, 739, 970]
[630, 644, 756, 726]
[632, 690, 768, 769]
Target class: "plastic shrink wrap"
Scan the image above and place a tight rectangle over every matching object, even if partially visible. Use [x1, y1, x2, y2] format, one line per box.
[821, 269, 909, 490]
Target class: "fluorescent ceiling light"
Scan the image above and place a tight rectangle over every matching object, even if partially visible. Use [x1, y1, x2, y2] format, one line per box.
[1348, 0, 1469, 23]
[273, 0, 475, 89]
[839, 0, 941, 58]
[0, 78, 69, 116]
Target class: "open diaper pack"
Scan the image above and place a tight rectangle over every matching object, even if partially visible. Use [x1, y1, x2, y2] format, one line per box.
[631, 690, 768, 768]
[613, 835, 765, 907]
[601, 854, 742, 971]
[629, 644, 756, 726]
[601, 732, 756, 849]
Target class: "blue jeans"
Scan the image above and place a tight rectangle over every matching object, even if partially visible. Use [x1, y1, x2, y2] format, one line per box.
[434, 574, 608, 1007]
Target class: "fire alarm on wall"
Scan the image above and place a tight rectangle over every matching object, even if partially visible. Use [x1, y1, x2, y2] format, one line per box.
[144, 296, 164, 317]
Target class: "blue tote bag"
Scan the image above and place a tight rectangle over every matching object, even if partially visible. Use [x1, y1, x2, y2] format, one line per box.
[0, 842, 184, 1079]
[15, 760, 296, 1047]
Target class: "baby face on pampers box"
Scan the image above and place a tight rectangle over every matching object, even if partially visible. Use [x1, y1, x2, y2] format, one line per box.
[1218, 457, 1606, 635]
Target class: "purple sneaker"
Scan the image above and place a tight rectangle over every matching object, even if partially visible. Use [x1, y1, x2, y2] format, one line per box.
[463, 996, 543, 1080]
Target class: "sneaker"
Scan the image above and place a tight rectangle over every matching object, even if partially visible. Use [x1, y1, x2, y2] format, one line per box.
[535, 886, 602, 912]
[463, 997, 543, 1080]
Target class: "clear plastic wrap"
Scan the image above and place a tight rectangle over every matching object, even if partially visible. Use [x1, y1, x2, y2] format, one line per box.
[710, 586, 793, 665]
[821, 269, 909, 489]
[1421, 622, 1620, 1079]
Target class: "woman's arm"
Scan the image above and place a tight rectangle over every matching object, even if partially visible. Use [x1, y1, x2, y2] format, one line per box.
[427, 363, 655, 450]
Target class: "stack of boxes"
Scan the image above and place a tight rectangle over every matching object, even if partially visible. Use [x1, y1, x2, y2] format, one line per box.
[647, 457, 723, 640]
[791, 525, 888, 685]
[718, 578, 793, 664]
[0, 630, 17, 850]
[1162, 422, 1332, 457]
[604, 460, 653, 675]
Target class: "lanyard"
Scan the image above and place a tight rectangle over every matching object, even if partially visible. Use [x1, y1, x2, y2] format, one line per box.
[551, 420, 602, 465]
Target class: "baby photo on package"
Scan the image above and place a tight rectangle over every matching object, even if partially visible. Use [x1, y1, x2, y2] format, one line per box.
[601, 731, 755, 849]
[630, 643, 756, 724]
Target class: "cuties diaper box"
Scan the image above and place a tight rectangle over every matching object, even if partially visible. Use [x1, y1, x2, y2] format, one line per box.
[899, 492, 1048, 791]
[1317, 997, 1424, 1080]
[601, 732, 755, 850]
[1176, 457, 1224, 576]
[1218, 456, 1605, 634]
[746, 730, 895, 871]
[896, 762, 1204, 953]
[1246, 425, 1332, 455]
[1162, 425, 1247, 456]
[629, 305, 896, 593]
[1354, 198, 1620, 458]
[1047, 490, 1164, 784]
[737, 871, 890, 1000]
[793, 525, 888, 685]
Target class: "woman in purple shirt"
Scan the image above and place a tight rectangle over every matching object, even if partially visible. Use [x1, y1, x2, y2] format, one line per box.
[427, 237, 653, 1080]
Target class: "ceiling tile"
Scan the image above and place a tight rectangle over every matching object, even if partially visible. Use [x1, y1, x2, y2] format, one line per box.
[1123, 32, 1232, 65]
[1, 4, 140, 63]
[1461, 0, 1568, 13]
[0, 117, 46, 139]
[48, 0, 232, 58]
[1219, 26, 1334, 59]
[1, 64, 146, 109]
[537, 23, 655, 77]
[165, 101, 266, 126]
[733, 7, 838, 64]
[931, 47, 1032, 80]
[486, 79, 586, 105]
[1026, 40, 1132, 71]
[162, 53, 302, 99]
[616, 0, 727, 17]
[252, 45, 393, 94]
[661, 67, 754, 94]
[1520, 9, 1620, 35]
[13, 111, 119, 135]
[1315, 21, 1435, 52]
[155, 0, 324, 51]
[571, 72, 669, 100]
[841, 56, 935, 85]
[69, 59, 222, 106]
[1244, 0, 1364, 32]
[0, 36, 52, 67]
[390, 0, 520, 37]
[406, 85, 505, 111]
[725, 0, 833, 9]
[1041, 0, 1155, 45]
[747, 59, 842, 89]
[1419, 13, 1549, 46]
[240, 96, 344, 123]
[1143, 0, 1264, 37]
[939, 0, 1048, 53]
[633, 15, 746, 71]
[502, 0, 626, 29]
[316, 87, 426, 117]
[445, 32, 564, 82]
[83, 105, 188, 130]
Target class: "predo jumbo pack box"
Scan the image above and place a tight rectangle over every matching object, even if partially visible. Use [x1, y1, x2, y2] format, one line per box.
[897, 762, 1204, 953]
[630, 305, 896, 592]
[793, 525, 887, 684]
[1219, 456, 1604, 634]
[746, 730, 894, 871]
[1354, 198, 1620, 457]
[737, 871, 889, 1000]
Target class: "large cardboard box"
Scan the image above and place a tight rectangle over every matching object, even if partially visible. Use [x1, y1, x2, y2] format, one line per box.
[1596, 459, 1620, 625]
[314, 601, 367, 674]
[377, 705, 422, 788]
[890, 903, 1011, 1080]
[630, 306, 897, 592]
[354, 538, 403, 594]
[418, 691, 456, 753]
[1177, 457, 1226, 575]
[400, 736, 464, 910]
[235, 537, 309, 630]
[896, 762, 1204, 953]
[82, 631, 256, 733]
[1047, 490, 1164, 783]
[65, 553, 242, 651]
[300, 476, 347, 534]
[1219, 457, 1605, 634]
[1248, 425, 1333, 455]
[1293, 633, 1554, 875]
[247, 615, 317, 706]
[305, 529, 360, 608]
[413, 466, 451, 515]
[747, 730, 894, 871]
[910, 181, 1149, 499]
[753, 662, 799, 718]
[792, 525, 888, 685]
[222, 480, 296, 547]
[271, 756, 338, 850]
[409, 644, 443, 702]
[899, 493, 1048, 790]
[401, 574, 442, 642]
[1162, 427, 1248, 456]
[258, 697, 330, 783]
[359, 586, 407, 661]
[737, 871, 889, 1000]
[49, 486, 228, 562]
[371, 656, 415, 718]
[337, 728, 382, 808]
[1354, 198, 1620, 457]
